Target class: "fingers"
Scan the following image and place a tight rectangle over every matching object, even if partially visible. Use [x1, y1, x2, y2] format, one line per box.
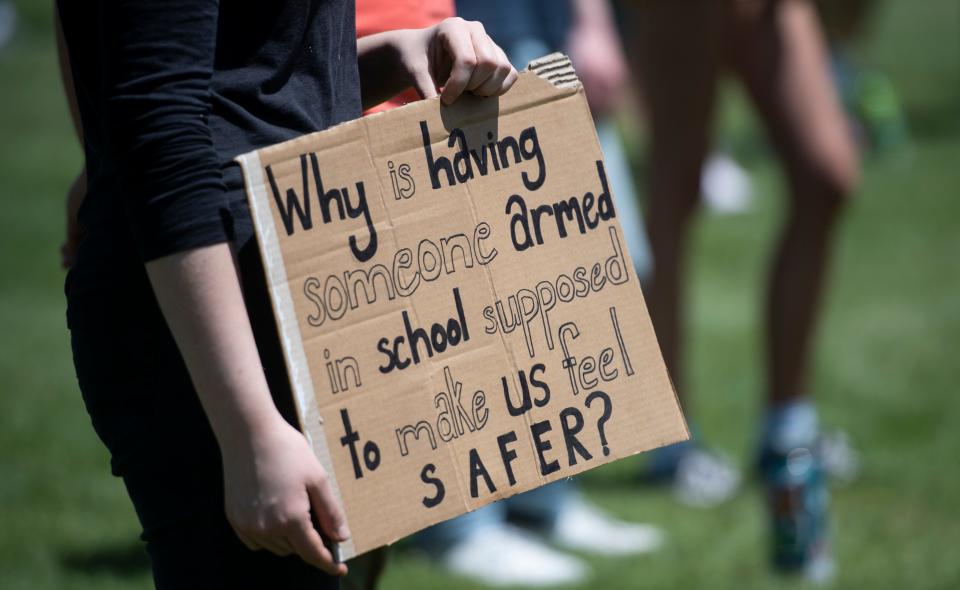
[306, 471, 351, 543]
[463, 24, 500, 93]
[230, 517, 294, 556]
[235, 529, 261, 552]
[259, 536, 294, 557]
[233, 515, 342, 574]
[437, 19, 517, 105]
[219, 423, 348, 575]
[474, 45, 518, 97]
[411, 63, 439, 100]
[287, 519, 347, 576]
[438, 20, 479, 105]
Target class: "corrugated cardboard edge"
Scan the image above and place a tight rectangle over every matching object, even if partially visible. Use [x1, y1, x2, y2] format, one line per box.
[235, 150, 357, 561]
[525, 52, 580, 89]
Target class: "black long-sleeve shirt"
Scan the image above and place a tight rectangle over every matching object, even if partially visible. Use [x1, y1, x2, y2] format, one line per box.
[59, 0, 362, 325]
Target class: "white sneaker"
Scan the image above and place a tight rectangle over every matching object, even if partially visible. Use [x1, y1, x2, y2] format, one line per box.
[673, 448, 741, 507]
[551, 497, 665, 557]
[442, 524, 588, 587]
[701, 153, 754, 214]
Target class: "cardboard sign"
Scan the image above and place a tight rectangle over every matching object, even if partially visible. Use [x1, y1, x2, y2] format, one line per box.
[236, 54, 688, 560]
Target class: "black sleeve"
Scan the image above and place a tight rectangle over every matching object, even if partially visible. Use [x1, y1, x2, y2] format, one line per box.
[100, 0, 229, 261]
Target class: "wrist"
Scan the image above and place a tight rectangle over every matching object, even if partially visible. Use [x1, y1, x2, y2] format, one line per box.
[210, 392, 287, 458]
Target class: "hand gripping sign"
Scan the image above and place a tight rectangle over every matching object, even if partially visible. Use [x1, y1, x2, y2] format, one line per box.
[236, 54, 688, 559]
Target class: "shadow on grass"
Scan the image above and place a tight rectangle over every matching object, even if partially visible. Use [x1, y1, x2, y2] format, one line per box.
[61, 541, 150, 578]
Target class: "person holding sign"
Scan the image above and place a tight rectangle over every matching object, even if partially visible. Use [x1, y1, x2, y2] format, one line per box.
[56, 2, 517, 587]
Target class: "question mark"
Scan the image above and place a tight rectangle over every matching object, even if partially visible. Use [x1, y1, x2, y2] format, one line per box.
[585, 390, 613, 456]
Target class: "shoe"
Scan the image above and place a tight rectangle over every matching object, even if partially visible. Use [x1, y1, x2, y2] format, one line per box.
[818, 429, 861, 485]
[760, 444, 835, 584]
[551, 496, 664, 556]
[753, 429, 862, 485]
[672, 448, 741, 507]
[701, 153, 754, 214]
[641, 438, 696, 484]
[441, 523, 588, 587]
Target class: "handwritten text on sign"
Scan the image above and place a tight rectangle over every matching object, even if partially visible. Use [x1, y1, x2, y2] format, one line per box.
[237, 55, 687, 559]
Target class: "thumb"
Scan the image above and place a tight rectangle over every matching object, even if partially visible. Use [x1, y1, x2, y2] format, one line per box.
[307, 470, 351, 543]
[411, 66, 439, 100]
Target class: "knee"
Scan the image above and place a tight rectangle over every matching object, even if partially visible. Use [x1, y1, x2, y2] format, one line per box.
[648, 130, 712, 223]
[794, 138, 861, 217]
[823, 141, 861, 202]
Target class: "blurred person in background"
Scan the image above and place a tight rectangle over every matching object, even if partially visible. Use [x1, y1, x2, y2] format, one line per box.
[622, 0, 860, 583]
[391, 0, 662, 586]
[694, 0, 907, 217]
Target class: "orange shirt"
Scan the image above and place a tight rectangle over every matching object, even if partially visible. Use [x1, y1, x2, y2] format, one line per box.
[356, 0, 455, 112]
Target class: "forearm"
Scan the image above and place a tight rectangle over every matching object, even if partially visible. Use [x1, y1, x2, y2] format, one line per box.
[146, 242, 281, 452]
[357, 29, 426, 110]
[147, 242, 349, 572]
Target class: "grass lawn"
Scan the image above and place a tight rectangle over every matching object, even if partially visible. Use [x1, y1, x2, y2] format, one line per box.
[1, 1, 957, 588]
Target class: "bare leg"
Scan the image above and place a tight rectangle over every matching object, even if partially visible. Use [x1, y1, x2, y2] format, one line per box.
[624, 0, 724, 406]
[728, 0, 860, 405]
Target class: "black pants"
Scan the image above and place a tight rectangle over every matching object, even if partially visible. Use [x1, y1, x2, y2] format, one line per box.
[68, 241, 335, 589]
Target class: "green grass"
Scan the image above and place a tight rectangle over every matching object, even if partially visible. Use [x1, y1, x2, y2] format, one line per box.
[1, 1, 958, 588]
